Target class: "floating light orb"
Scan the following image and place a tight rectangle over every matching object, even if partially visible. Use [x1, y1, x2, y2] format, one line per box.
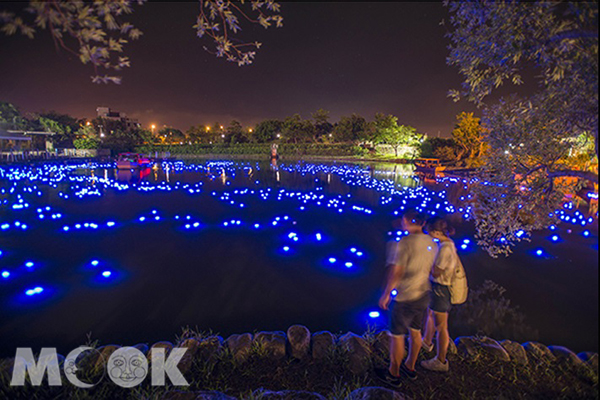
[25, 286, 44, 296]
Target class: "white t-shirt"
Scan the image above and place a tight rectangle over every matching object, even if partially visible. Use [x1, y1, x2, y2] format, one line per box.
[431, 240, 458, 286]
[388, 233, 438, 302]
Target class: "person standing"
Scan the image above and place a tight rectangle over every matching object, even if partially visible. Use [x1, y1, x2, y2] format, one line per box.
[377, 209, 438, 384]
[421, 216, 457, 372]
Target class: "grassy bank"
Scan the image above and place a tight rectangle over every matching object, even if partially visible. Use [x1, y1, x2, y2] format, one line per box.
[134, 143, 416, 160]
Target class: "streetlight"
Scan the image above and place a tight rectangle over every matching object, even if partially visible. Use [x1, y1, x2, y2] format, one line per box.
[151, 124, 156, 136]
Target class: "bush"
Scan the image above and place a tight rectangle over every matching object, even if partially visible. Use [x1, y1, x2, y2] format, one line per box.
[450, 280, 539, 342]
[73, 137, 99, 150]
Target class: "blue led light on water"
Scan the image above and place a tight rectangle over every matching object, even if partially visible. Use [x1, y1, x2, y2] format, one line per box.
[107, 221, 115, 227]
[101, 270, 112, 278]
[391, 289, 397, 297]
[328, 257, 336, 264]
[25, 261, 34, 268]
[536, 249, 544, 256]
[583, 230, 590, 237]
[315, 233, 322, 241]
[551, 235, 560, 242]
[90, 260, 99, 267]
[25, 286, 44, 296]
[461, 244, 468, 250]
[283, 246, 290, 252]
[368, 311, 380, 318]
[1, 271, 9, 279]
[345, 262, 353, 268]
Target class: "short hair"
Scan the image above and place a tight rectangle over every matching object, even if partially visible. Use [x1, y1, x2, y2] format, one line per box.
[425, 216, 455, 237]
[402, 209, 426, 226]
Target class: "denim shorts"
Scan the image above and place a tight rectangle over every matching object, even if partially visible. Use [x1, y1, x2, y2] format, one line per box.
[389, 294, 430, 336]
[430, 282, 452, 313]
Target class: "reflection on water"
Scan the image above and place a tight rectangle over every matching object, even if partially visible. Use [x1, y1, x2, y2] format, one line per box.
[0, 159, 597, 356]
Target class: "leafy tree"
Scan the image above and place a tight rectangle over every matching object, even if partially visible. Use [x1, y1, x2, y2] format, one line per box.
[371, 113, 423, 158]
[159, 127, 185, 144]
[420, 137, 461, 163]
[281, 114, 314, 144]
[253, 119, 281, 143]
[0, 101, 27, 129]
[31, 112, 79, 147]
[186, 124, 219, 144]
[446, 1, 598, 256]
[225, 120, 248, 144]
[312, 109, 333, 142]
[101, 127, 151, 153]
[0, 1, 283, 84]
[332, 114, 369, 144]
[451, 112, 489, 167]
[73, 137, 100, 150]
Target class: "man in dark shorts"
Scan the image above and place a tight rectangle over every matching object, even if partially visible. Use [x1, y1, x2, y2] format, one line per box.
[377, 210, 437, 383]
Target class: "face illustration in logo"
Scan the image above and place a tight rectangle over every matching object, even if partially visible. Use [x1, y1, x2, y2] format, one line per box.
[64, 347, 105, 388]
[107, 347, 148, 388]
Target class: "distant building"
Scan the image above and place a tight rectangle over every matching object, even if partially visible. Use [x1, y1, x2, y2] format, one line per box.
[96, 107, 141, 131]
[0, 122, 54, 152]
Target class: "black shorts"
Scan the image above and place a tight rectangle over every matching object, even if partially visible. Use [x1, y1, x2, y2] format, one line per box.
[430, 282, 452, 313]
[389, 294, 430, 336]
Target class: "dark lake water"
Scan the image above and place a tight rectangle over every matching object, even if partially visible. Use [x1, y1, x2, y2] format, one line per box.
[0, 159, 597, 357]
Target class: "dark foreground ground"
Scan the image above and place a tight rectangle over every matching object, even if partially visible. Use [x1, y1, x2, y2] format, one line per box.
[1, 328, 597, 400]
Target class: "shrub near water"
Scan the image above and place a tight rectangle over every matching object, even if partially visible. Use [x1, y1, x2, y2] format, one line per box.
[450, 280, 539, 342]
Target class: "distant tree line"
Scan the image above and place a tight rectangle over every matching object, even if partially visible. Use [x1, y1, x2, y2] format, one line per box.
[2, 102, 448, 159]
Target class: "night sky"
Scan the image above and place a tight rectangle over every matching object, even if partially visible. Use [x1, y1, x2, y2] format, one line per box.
[0, 2, 480, 136]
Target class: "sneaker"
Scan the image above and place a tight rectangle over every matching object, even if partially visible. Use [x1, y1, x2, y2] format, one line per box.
[374, 367, 401, 387]
[422, 341, 434, 353]
[420, 357, 449, 372]
[399, 363, 417, 380]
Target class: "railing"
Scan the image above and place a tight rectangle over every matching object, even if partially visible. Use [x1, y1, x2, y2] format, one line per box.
[0, 150, 55, 162]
